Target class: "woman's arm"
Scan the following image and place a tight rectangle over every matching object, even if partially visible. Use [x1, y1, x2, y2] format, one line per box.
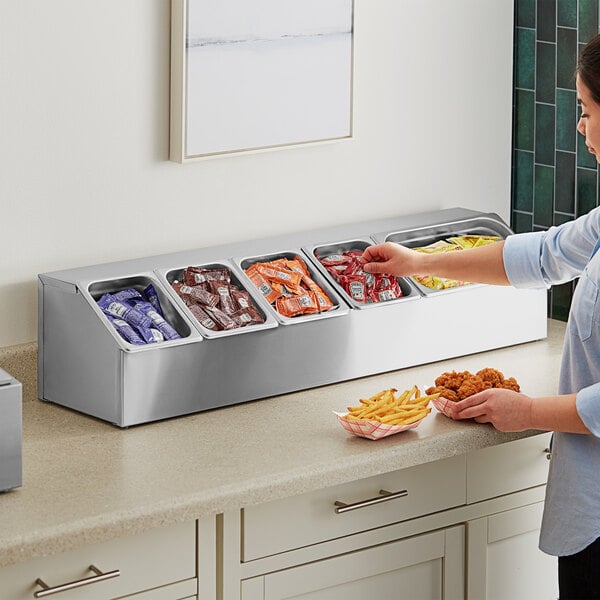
[449, 388, 590, 434]
[360, 240, 511, 286]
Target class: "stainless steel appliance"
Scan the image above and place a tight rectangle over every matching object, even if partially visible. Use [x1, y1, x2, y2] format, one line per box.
[0, 368, 22, 491]
[38, 208, 547, 427]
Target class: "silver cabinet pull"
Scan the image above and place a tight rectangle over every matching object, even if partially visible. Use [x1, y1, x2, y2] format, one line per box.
[543, 447, 552, 460]
[334, 489, 408, 514]
[34, 565, 120, 598]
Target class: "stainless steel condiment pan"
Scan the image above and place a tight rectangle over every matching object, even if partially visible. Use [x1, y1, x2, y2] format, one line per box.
[303, 237, 421, 309]
[371, 214, 514, 297]
[157, 259, 277, 339]
[38, 208, 547, 427]
[234, 249, 350, 325]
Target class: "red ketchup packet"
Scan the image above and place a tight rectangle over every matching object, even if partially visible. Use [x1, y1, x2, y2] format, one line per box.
[318, 250, 403, 304]
[340, 274, 367, 303]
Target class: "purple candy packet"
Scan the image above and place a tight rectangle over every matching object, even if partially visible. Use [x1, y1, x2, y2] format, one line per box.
[98, 294, 153, 330]
[107, 316, 146, 345]
[144, 284, 164, 318]
[113, 288, 143, 303]
[136, 324, 165, 344]
[132, 300, 181, 341]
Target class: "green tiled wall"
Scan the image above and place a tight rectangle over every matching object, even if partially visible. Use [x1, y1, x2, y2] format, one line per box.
[512, 0, 600, 320]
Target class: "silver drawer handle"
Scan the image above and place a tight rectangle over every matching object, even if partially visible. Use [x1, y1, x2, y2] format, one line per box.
[334, 489, 408, 514]
[34, 565, 120, 598]
[544, 447, 552, 460]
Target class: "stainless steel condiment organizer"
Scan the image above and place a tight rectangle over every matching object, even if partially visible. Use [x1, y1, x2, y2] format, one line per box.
[38, 207, 548, 427]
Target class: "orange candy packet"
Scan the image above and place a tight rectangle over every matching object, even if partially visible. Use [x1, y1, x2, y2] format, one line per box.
[245, 264, 282, 304]
[275, 292, 320, 317]
[255, 263, 303, 293]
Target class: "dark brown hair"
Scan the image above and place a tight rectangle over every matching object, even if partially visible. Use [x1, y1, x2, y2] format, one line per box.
[578, 34, 600, 104]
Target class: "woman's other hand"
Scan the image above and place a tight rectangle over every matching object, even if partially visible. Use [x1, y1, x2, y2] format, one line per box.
[448, 388, 534, 432]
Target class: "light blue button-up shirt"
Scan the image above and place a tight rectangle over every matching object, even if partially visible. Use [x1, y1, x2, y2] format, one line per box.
[503, 206, 600, 556]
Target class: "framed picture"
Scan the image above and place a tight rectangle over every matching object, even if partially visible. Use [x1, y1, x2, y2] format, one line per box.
[170, 0, 354, 162]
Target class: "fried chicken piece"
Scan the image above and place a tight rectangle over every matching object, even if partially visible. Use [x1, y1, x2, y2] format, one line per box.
[426, 386, 459, 402]
[457, 375, 490, 399]
[434, 370, 472, 391]
[499, 376, 520, 392]
[476, 367, 505, 387]
[430, 368, 521, 402]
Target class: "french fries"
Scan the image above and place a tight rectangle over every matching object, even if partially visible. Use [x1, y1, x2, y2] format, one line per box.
[345, 386, 439, 427]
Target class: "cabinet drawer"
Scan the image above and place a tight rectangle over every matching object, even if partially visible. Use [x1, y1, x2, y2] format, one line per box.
[0, 521, 196, 600]
[242, 455, 466, 561]
[466, 433, 552, 503]
[117, 578, 197, 599]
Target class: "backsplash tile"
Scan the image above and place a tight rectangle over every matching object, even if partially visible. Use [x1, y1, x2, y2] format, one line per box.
[555, 151, 576, 212]
[515, 89, 535, 150]
[557, 27, 577, 88]
[556, 89, 577, 150]
[538, 0, 557, 41]
[580, 0, 599, 40]
[558, 0, 578, 27]
[512, 0, 600, 320]
[514, 150, 535, 211]
[535, 102, 556, 164]
[518, 0, 537, 27]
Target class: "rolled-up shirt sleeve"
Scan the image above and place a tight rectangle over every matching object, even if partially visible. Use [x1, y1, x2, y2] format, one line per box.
[503, 217, 597, 289]
[503, 232, 552, 289]
[576, 384, 600, 437]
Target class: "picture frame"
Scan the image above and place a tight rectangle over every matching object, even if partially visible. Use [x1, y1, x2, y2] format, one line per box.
[170, 0, 354, 162]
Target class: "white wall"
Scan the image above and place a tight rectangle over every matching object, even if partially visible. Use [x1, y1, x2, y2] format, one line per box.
[0, 0, 513, 347]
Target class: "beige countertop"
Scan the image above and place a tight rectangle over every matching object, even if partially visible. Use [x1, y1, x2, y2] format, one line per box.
[0, 319, 567, 567]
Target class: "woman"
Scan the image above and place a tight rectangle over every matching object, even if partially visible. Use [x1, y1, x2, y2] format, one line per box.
[360, 33, 600, 600]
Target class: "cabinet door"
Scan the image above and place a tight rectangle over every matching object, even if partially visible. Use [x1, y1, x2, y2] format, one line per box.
[467, 502, 557, 600]
[241, 526, 464, 600]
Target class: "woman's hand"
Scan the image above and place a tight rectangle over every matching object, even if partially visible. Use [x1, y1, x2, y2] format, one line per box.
[448, 388, 534, 432]
[360, 242, 423, 277]
[362, 239, 510, 286]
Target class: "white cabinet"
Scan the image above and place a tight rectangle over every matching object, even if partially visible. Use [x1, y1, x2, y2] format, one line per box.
[464, 434, 557, 599]
[221, 458, 467, 600]
[241, 526, 464, 600]
[0, 522, 197, 600]
[467, 502, 558, 600]
[222, 434, 554, 600]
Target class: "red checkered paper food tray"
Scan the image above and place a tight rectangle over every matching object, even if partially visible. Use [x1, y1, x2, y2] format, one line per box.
[431, 396, 454, 418]
[333, 412, 422, 440]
